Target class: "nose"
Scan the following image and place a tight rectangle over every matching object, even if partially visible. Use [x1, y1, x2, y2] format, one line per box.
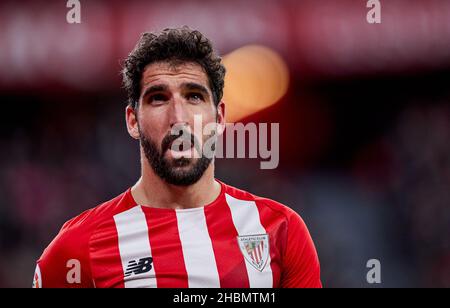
[169, 96, 189, 129]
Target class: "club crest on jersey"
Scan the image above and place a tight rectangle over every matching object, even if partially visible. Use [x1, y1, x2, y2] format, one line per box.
[237, 234, 270, 272]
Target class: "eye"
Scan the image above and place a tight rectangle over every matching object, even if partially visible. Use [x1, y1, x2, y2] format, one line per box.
[148, 93, 168, 105]
[187, 93, 204, 103]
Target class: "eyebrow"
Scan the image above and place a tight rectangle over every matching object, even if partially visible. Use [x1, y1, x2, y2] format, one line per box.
[141, 82, 211, 100]
[141, 84, 168, 99]
[181, 82, 210, 97]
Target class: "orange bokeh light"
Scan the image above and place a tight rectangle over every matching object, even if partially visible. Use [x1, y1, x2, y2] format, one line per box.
[223, 45, 290, 122]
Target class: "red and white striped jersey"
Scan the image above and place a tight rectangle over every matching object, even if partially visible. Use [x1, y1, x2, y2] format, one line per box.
[33, 180, 321, 288]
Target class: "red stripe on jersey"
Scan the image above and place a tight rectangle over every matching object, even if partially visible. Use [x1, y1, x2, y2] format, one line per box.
[143, 208, 189, 288]
[204, 201, 250, 288]
[255, 200, 288, 288]
[90, 218, 125, 288]
[257, 244, 262, 263]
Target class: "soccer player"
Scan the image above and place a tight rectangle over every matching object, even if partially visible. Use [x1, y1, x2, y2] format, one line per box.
[33, 27, 321, 288]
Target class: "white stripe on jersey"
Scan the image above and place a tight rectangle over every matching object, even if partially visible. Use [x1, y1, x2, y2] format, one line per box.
[113, 206, 157, 288]
[176, 209, 221, 288]
[225, 193, 273, 288]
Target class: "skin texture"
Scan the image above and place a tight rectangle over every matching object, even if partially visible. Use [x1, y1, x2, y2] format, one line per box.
[126, 61, 226, 210]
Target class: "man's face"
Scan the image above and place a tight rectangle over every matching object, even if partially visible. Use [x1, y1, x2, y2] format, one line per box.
[126, 61, 224, 186]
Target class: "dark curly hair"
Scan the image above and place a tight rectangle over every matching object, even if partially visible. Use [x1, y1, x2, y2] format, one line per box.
[122, 27, 226, 109]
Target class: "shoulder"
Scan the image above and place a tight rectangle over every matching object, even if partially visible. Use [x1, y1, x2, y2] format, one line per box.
[220, 182, 321, 288]
[220, 181, 304, 230]
[220, 181, 317, 277]
[221, 181, 300, 219]
[35, 189, 136, 287]
[61, 189, 135, 231]
[38, 189, 135, 263]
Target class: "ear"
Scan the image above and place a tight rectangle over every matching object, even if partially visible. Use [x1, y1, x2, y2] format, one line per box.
[216, 100, 226, 136]
[126, 105, 140, 140]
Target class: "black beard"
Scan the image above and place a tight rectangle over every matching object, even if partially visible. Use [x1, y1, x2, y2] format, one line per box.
[140, 131, 214, 186]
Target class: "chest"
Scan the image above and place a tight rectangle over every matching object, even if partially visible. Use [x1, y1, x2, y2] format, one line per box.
[89, 206, 281, 288]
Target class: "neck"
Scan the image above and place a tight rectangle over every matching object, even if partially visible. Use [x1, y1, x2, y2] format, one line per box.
[131, 156, 221, 210]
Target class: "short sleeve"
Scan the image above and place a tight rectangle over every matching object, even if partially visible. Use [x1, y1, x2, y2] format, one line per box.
[280, 212, 322, 288]
[33, 221, 94, 288]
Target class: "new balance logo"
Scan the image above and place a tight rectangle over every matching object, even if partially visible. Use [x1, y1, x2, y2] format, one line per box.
[124, 257, 153, 277]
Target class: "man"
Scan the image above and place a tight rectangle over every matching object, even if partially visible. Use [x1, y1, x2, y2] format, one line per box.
[33, 27, 321, 288]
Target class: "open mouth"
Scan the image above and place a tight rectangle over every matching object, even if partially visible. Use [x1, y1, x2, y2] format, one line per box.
[170, 136, 193, 153]
[163, 132, 197, 160]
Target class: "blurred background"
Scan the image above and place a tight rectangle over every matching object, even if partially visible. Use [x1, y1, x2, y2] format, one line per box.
[0, 0, 449, 288]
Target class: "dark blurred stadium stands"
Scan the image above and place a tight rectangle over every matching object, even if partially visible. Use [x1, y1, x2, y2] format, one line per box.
[0, 0, 449, 287]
